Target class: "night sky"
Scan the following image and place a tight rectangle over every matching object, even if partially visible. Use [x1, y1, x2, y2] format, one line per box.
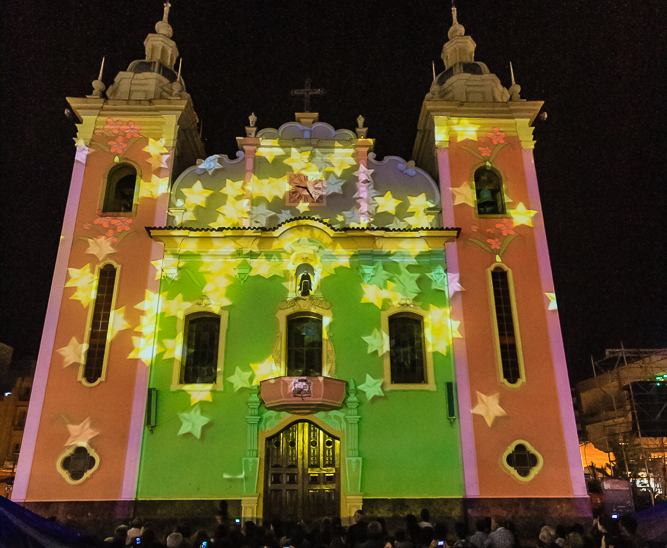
[1, 0, 664, 384]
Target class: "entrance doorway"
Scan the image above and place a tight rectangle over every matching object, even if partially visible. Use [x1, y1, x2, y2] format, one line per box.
[264, 421, 340, 521]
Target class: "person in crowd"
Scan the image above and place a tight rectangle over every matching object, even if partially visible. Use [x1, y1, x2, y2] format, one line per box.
[418, 510, 433, 529]
[347, 510, 368, 548]
[433, 523, 449, 548]
[405, 515, 421, 545]
[555, 527, 568, 548]
[484, 518, 514, 548]
[469, 519, 491, 548]
[618, 517, 645, 548]
[106, 525, 129, 545]
[393, 529, 413, 548]
[127, 518, 144, 545]
[167, 532, 185, 548]
[537, 526, 557, 548]
[453, 522, 472, 548]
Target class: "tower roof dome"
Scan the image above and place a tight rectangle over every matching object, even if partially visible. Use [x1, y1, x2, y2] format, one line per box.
[448, 7, 465, 39]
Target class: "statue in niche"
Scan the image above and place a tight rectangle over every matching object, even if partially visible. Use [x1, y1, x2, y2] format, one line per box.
[298, 271, 313, 297]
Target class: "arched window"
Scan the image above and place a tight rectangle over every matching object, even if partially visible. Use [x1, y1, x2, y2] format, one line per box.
[83, 264, 117, 384]
[103, 163, 137, 213]
[474, 166, 505, 215]
[490, 266, 522, 385]
[388, 313, 426, 384]
[287, 313, 323, 377]
[181, 313, 220, 384]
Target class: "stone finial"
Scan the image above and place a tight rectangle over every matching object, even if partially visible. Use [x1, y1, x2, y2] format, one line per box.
[355, 115, 368, 138]
[509, 62, 522, 101]
[155, 1, 173, 37]
[89, 57, 106, 98]
[246, 113, 258, 137]
[448, 7, 465, 40]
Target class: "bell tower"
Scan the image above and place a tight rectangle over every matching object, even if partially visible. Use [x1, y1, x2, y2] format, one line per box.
[13, 3, 204, 510]
[414, 7, 589, 517]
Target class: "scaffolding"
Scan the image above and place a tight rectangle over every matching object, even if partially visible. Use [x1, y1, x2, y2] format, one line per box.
[577, 346, 667, 504]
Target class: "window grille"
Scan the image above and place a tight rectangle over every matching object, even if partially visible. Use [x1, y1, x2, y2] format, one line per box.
[62, 446, 96, 481]
[505, 443, 538, 478]
[83, 264, 116, 383]
[182, 314, 220, 384]
[491, 267, 521, 384]
[389, 313, 426, 384]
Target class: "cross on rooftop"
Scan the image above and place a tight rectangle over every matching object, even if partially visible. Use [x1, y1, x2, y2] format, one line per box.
[290, 78, 325, 113]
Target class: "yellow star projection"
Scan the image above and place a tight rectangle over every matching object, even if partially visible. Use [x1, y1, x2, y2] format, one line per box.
[65, 264, 96, 307]
[256, 146, 284, 163]
[159, 334, 183, 360]
[216, 197, 248, 225]
[221, 178, 245, 198]
[425, 305, 462, 355]
[251, 357, 280, 384]
[295, 201, 310, 213]
[181, 181, 213, 208]
[329, 149, 357, 176]
[57, 337, 87, 368]
[252, 176, 288, 202]
[65, 417, 100, 446]
[107, 307, 131, 339]
[160, 293, 188, 318]
[452, 121, 480, 141]
[546, 293, 558, 310]
[509, 202, 538, 226]
[143, 138, 168, 156]
[471, 391, 507, 427]
[374, 191, 401, 214]
[139, 175, 170, 199]
[182, 384, 214, 405]
[283, 148, 311, 172]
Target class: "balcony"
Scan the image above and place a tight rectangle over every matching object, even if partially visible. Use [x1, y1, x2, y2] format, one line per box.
[259, 376, 347, 415]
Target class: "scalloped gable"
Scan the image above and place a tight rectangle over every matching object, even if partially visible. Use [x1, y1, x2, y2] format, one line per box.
[167, 117, 442, 230]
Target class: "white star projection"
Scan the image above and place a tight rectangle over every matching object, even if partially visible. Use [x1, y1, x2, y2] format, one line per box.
[471, 391, 507, 427]
[57, 337, 87, 368]
[65, 417, 99, 446]
[545, 293, 558, 310]
[84, 237, 116, 261]
[226, 367, 253, 391]
[177, 405, 211, 439]
[362, 329, 390, 356]
[357, 374, 384, 400]
[450, 182, 475, 206]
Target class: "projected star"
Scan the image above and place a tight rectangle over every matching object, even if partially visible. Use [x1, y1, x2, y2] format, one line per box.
[252, 176, 287, 202]
[140, 175, 170, 199]
[161, 293, 187, 318]
[374, 191, 401, 215]
[108, 307, 131, 339]
[447, 272, 464, 297]
[471, 391, 507, 427]
[357, 374, 384, 400]
[85, 236, 116, 261]
[329, 152, 356, 176]
[57, 337, 87, 368]
[452, 121, 480, 141]
[283, 148, 311, 172]
[325, 174, 345, 195]
[362, 329, 390, 356]
[181, 181, 213, 207]
[221, 178, 245, 198]
[65, 417, 99, 446]
[386, 218, 408, 230]
[450, 182, 475, 206]
[407, 193, 431, 213]
[545, 293, 558, 310]
[509, 202, 538, 226]
[251, 203, 277, 226]
[312, 150, 334, 171]
[256, 147, 284, 163]
[251, 358, 280, 384]
[159, 336, 182, 360]
[65, 264, 96, 307]
[182, 384, 214, 405]
[227, 367, 253, 391]
[353, 164, 374, 182]
[196, 155, 223, 175]
[275, 209, 294, 224]
[143, 138, 168, 156]
[295, 201, 310, 213]
[146, 153, 171, 172]
[75, 145, 92, 164]
[177, 405, 211, 439]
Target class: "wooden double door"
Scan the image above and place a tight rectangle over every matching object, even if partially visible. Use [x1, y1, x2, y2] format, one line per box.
[264, 421, 340, 521]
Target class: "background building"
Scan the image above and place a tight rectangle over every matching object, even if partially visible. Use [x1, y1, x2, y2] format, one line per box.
[14, 6, 587, 526]
[577, 348, 667, 503]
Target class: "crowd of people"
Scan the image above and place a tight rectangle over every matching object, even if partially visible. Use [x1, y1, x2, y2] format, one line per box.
[101, 509, 651, 548]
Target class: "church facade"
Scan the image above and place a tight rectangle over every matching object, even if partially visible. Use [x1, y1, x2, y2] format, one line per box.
[14, 5, 588, 523]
